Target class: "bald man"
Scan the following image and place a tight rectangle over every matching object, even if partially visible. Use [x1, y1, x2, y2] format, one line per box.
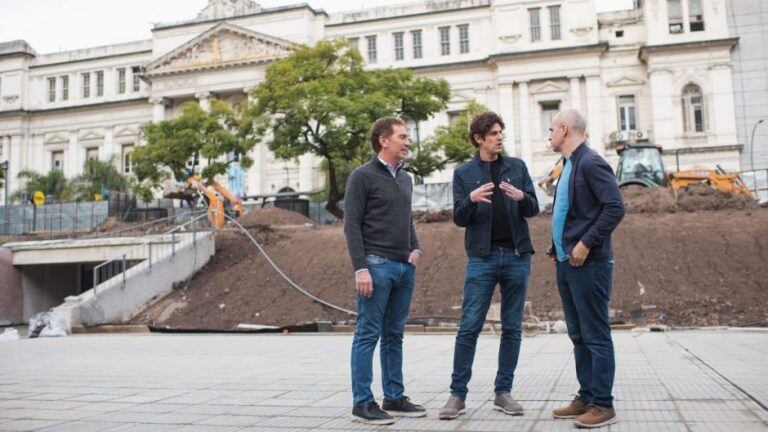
[546, 109, 625, 429]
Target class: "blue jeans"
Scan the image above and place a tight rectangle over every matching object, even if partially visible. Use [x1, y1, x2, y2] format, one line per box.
[450, 247, 530, 400]
[556, 259, 615, 408]
[351, 255, 415, 406]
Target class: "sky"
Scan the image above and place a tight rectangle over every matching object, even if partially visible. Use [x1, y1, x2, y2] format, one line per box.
[0, 0, 636, 54]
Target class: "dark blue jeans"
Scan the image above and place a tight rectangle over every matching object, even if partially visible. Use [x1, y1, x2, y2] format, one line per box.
[351, 255, 415, 406]
[450, 247, 530, 400]
[556, 259, 615, 408]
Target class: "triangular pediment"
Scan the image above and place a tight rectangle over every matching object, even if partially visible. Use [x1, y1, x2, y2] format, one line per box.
[450, 91, 475, 104]
[79, 129, 104, 142]
[145, 22, 295, 76]
[532, 80, 567, 94]
[44, 133, 68, 145]
[114, 125, 139, 138]
[607, 76, 646, 87]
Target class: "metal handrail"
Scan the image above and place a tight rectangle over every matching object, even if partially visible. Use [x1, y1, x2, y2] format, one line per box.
[91, 212, 212, 294]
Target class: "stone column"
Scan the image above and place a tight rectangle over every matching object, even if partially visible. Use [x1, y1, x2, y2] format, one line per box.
[196, 91, 211, 112]
[150, 97, 166, 122]
[648, 69, 675, 146]
[708, 64, 738, 147]
[66, 132, 79, 178]
[518, 81, 532, 166]
[569, 76, 582, 111]
[498, 82, 516, 156]
[298, 153, 314, 191]
[585, 75, 605, 156]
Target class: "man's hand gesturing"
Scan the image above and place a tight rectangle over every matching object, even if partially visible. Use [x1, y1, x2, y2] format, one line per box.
[470, 182, 494, 204]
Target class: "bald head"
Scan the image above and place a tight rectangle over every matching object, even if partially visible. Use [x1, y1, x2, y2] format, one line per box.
[548, 108, 588, 156]
[553, 108, 588, 136]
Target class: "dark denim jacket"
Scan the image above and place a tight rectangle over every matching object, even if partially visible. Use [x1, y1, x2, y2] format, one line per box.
[452, 155, 539, 257]
[547, 143, 626, 262]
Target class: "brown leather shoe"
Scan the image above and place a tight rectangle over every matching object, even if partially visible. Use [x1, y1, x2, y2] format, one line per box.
[552, 396, 588, 419]
[573, 404, 618, 428]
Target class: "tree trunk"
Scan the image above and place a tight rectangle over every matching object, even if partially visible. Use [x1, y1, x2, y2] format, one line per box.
[324, 156, 345, 219]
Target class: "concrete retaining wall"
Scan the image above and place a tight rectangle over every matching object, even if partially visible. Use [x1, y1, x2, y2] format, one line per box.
[51, 231, 215, 332]
[0, 248, 22, 325]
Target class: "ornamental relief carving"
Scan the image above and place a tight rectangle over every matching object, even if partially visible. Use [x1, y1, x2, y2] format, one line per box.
[159, 30, 288, 71]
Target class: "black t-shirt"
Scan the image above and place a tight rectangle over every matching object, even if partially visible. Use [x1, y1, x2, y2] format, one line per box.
[490, 158, 515, 250]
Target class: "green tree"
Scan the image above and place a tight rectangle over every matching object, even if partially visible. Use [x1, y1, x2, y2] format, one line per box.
[406, 101, 488, 179]
[12, 169, 72, 203]
[247, 40, 449, 218]
[132, 99, 257, 201]
[70, 157, 128, 201]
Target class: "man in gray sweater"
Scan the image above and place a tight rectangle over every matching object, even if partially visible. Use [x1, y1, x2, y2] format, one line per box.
[344, 117, 426, 425]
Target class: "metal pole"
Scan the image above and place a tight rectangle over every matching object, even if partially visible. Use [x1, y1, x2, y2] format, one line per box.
[172, 230, 176, 257]
[1, 161, 8, 235]
[122, 254, 127, 286]
[148, 241, 152, 271]
[750, 119, 765, 171]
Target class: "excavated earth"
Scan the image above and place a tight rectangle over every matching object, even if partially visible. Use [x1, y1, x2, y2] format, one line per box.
[132, 188, 768, 330]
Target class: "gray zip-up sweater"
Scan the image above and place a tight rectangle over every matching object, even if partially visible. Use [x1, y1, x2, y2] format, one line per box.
[344, 156, 421, 271]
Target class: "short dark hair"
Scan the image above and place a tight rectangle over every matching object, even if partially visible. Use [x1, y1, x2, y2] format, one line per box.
[370, 117, 406, 153]
[469, 111, 505, 148]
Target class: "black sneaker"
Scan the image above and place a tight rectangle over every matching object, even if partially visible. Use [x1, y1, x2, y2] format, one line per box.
[382, 396, 427, 418]
[351, 401, 395, 425]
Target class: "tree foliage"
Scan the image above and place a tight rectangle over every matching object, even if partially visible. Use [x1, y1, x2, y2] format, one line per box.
[406, 101, 488, 179]
[133, 100, 257, 201]
[70, 157, 128, 201]
[12, 169, 71, 203]
[247, 40, 450, 218]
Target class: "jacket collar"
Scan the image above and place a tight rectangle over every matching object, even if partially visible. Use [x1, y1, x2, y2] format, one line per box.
[473, 154, 512, 170]
[568, 141, 589, 163]
[371, 154, 404, 174]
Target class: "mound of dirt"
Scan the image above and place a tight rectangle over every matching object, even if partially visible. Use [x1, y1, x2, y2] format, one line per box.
[133, 207, 768, 330]
[621, 184, 757, 214]
[237, 206, 314, 227]
[413, 209, 452, 223]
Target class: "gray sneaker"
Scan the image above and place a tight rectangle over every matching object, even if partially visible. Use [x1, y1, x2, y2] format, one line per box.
[438, 395, 466, 420]
[493, 393, 524, 416]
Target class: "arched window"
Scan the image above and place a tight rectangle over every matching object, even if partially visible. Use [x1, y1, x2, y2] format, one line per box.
[682, 84, 705, 133]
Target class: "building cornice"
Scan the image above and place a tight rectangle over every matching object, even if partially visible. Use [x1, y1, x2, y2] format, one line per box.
[29, 50, 153, 69]
[152, 4, 327, 31]
[0, 97, 149, 118]
[489, 43, 609, 62]
[326, 3, 490, 27]
[639, 37, 739, 61]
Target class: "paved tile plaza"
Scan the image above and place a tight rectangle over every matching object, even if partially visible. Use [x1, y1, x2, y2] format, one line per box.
[0, 330, 766, 431]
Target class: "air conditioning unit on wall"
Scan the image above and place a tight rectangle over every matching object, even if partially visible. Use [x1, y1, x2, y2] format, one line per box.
[635, 130, 650, 141]
[610, 131, 629, 143]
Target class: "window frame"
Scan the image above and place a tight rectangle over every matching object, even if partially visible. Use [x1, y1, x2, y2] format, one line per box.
[682, 84, 706, 133]
[529, 8, 542, 42]
[366, 35, 377, 64]
[117, 68, 126, 94]
[96, 71, 104, 97]
[47, 77, 56, 102]
[458, 24, 470, 54]
[393, 32, 404, 61]
[617, 95, 637, 132]
[411, 30, 423, 59]
[60, 75, 69, 101]
[549, 6, 561, 40]
[439, 26, 451, 56]
[82, 72, 91, 99]
[131, 66, 141, 92]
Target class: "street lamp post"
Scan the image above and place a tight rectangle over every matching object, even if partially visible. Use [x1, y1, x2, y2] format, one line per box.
[750, 119, 765, 171]
[1, 161, 8, 235]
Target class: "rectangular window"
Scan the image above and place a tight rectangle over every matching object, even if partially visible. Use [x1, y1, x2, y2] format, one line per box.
[117, 68, 126, 94]
[47, 77, 56, 102]
[348, 37, 359, 52]
[86, 147, 99, 161]
[549, 6, 561, 40]
[668, 0, 683, 33]
[689, 0, 705, 31]
[458, 24, 469, 54]
[411, 30, 423, 59]
[51, 151, 64, 170]
[96, 71, 104, 96]
[366, 35, 377, 64]
[393, 32, 404, 61]
[82, 73, 90, 98]
[131, 66, 141, 92]
[448, 110, 465, 126]
[541, 102, 560, 138]
[530, 8, 541, 42]
[122, 144, 134, 174]
[439, 26, 451, 56]
[618, 95, 637, 132]
[60, 75, 69, 101]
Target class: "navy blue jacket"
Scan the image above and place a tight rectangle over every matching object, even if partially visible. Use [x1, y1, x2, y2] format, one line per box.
[548, 143, 625, 262]
[453, 155, 539, 257]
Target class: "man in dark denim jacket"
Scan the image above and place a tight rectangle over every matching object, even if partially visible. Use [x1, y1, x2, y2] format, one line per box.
[439, 112, 539, 420]
[546, 109, 625, 429]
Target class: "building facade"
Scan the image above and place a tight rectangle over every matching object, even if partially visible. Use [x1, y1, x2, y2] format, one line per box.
[0, 0, 744, 202]
[727, 0, 768, 171]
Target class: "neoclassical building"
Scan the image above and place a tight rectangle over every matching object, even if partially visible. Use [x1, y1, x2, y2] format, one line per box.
[0, 0, 742, 201]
